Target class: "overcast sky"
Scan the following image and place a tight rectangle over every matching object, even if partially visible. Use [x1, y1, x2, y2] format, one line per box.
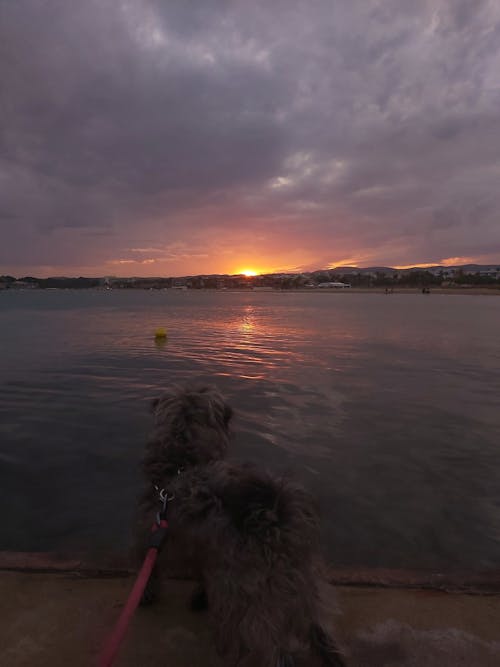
[2, 0, 500, 277]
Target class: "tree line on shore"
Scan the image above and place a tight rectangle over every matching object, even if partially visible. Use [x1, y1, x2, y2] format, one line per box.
[0, 275, 101, 289]
[2, 267, 500, 290]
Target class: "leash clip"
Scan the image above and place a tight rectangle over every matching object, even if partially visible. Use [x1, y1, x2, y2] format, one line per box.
[154, 485, 174, 524]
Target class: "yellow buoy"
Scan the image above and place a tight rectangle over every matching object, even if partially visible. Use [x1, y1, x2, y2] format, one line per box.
[154, 327, 167, 340]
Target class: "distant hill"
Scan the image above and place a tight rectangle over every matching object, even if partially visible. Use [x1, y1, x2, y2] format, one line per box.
[326, 264, 500, 274]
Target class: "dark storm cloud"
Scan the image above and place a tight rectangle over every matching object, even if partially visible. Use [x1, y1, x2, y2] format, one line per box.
[1, 0, 500, 274]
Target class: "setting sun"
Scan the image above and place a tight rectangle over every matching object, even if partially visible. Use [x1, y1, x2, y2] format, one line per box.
[240, 269, 258, 277]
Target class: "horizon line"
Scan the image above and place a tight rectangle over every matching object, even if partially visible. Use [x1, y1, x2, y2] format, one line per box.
[3, 261, 500, 281]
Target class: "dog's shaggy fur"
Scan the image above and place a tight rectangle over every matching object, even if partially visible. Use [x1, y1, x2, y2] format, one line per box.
[137, 384, 345, 667]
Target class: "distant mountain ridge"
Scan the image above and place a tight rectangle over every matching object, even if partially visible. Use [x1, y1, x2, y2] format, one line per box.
[325, 264, 500, 275]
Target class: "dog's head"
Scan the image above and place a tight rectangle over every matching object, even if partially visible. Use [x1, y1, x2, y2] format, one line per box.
[147, 384, 232, 473]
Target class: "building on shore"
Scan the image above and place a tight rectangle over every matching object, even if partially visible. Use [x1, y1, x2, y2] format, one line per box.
[317, 281, 351, 288]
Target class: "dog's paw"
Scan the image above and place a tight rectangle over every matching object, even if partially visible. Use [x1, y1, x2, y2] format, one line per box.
[190, 584, 208, 612]
[139, 579, 158, 606]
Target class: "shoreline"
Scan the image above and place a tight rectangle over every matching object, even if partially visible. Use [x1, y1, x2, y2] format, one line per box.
[3, 286, 500, 295]
[215, 287, 500, 295]
[310, 287, 500, 295]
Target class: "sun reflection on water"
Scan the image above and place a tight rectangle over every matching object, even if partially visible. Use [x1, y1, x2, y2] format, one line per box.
[239, 305, 256, 334]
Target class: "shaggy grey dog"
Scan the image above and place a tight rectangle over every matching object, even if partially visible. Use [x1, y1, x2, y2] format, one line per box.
[137, 384, 345, 667]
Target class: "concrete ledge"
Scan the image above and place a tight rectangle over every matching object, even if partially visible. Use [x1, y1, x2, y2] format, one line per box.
[1, 552, 499, 594]
[327, 566, 500, 595]
[1, 571, 500, 667]
[0, 551, 132, 577]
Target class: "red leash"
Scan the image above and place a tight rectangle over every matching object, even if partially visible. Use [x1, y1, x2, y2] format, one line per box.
[98, 491, 170, 666]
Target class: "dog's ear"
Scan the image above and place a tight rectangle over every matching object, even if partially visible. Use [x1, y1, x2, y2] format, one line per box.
[150, 397, 160, 413]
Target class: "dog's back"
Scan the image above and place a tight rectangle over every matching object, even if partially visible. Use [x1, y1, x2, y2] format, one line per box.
[167, 462, 343, 665]
[214, 463, 319, 553]
[171, 461, 319, 559]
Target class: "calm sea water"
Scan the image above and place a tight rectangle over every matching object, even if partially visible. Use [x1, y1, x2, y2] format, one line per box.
[1, 289, 499, 572]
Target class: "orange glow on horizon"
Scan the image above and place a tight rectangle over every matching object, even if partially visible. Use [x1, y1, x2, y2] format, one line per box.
[440, 256, 478, 266]
[240, 269, 259, 277]
[393, 262, 438, 270]
[394, 256, 479, 270]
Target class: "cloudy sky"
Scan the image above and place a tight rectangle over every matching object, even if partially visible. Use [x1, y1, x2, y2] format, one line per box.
[2, 0, 500, 277]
